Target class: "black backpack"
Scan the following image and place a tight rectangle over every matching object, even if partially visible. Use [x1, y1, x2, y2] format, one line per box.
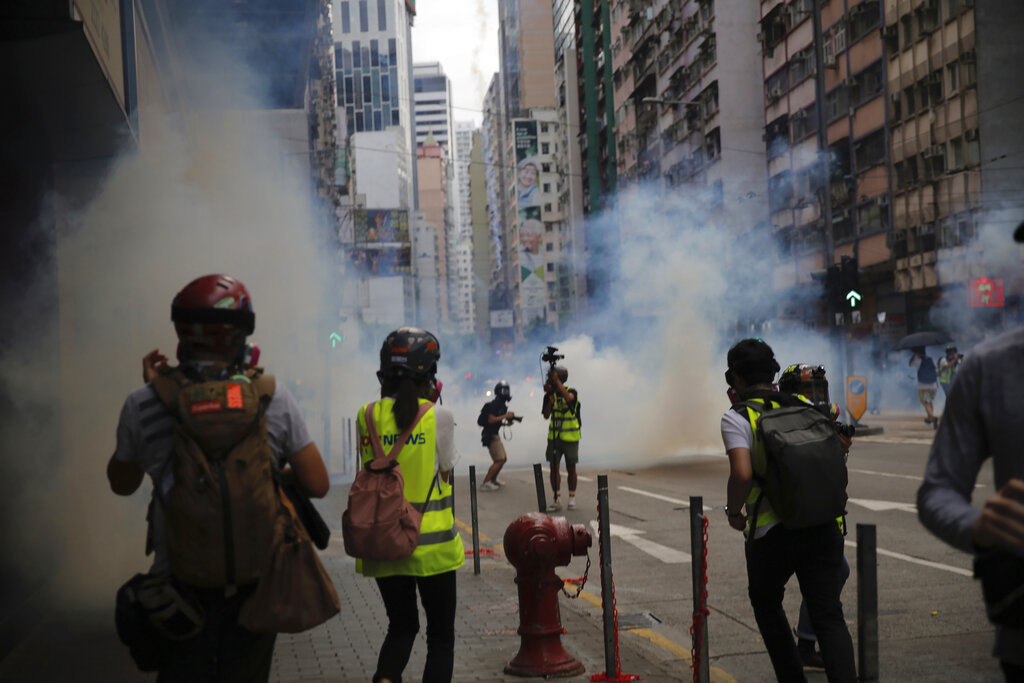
[738, 391, 848, 529]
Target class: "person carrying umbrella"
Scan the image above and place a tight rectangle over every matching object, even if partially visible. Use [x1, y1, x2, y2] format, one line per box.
[909, 346, 939, 428]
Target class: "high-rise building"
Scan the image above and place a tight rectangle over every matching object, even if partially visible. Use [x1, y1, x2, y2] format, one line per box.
[334, 0, 418, 211]
[499, 0, 557, 119]
[482, 72, 514, 349]
[758, 0, 890, 328]
[469, 129, 493, 340]
[416, 134, 451, 325]
[885, 0, 1024, 331]
[413, 62, 455, 155]
[453, 121, 478, 334]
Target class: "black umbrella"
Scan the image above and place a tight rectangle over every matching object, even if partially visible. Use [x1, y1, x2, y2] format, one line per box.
[893, 330, 953, 351]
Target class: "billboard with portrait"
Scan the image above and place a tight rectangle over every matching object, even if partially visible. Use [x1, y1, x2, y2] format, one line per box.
[514, 120, 545, 323]
[353, 209, 410, 244]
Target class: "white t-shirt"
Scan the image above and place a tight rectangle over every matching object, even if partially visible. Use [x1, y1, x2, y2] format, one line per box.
[113, 380, 313, 574]
[720, 406, 778, 539]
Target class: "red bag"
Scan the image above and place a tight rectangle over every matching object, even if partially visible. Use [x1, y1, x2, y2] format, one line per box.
[342, 401, 434, 561]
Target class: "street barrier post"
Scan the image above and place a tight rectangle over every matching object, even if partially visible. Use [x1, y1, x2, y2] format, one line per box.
[469, 465, 480, 575]
[534, 463, 547, 512]
[857, 523, 879, 681]
[690, 496, 710, 683]
[597, 474, 616, 677]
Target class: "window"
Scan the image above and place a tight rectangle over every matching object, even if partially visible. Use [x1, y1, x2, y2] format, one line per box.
[355, 111, 364, 131]
[392, 109, 400, 126]
[381, 74, 389, 102]
[352, 40, 361, 68]
[370, 40, 379, 67]
[542, 163, 551, 172]
[826, 86, 849, 121]
[705, 127, 721, 160]
[378, 0, 387, 30]
[947, 63, 960, 93]
[545, 222, 554, 232]
[541, 142, 550, 154]
[341, 2, 351, 33]
[344, 76, 354, 103]
[791, 105, 817, 140]
[544, 203, 552, 212]
[889, 93, 902, 121]
[851, 60, 883, 105]
[540, 123, 549, 133]
[363, 76, 372, 102]
[546, 243, 554, 252]
[766, 69, 788, 102]
[543, 183, 551, 192]
[359, 0, 369, 31]
[373, 110, 382, 130]
[848, 1, 880, 43]
[854, 130, 885, 171]
[900, 15, 914, 45]
[967, 136, 980, 165]
[941, 0, 960, 22]
[857, 201, 886, 233]
[547, 263, 554, 272]
[926, 70, 943, 104]
[903, 85, 916, 116]
[948, 137, 964, 170]
[388, 39, 397, 66]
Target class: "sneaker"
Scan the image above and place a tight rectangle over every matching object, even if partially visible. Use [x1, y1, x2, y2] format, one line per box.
[480, 481, 498, 491]
[797, 638, 825, 672]
[493, 479, 507, 487]
[567, 498, 577, 510]
[547, 501, 562, 512]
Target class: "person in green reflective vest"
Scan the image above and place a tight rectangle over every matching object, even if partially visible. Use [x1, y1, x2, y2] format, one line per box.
[542, 364, 580, 511]
[356, 327, 464, 683]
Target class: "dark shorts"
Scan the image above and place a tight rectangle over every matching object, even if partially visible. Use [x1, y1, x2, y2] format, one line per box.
[545, 439, 579, 466]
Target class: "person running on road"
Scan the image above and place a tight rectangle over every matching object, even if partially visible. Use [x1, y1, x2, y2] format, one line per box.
[909, 346, 939, 428]
[542, 364, 580, 511]
[477, 380, 516, 491]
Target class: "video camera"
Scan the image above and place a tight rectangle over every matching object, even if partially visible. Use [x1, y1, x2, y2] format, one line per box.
[541, 345, 564, 368]
[834, 421, 856, 439]
[507, 415, 524, 423]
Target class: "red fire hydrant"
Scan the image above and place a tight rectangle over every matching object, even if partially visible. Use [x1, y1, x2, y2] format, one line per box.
[503, 512, 592, 677]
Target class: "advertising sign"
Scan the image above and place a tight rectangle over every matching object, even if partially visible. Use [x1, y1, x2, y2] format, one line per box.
[846, 376, 867, 423]
[968, 278, 1004, 307]
[490, 310, 514, 328]
[353, 209, 410, 244]
[514, 120, 545, 323]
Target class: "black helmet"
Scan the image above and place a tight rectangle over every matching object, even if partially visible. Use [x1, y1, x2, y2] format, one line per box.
[726, 338, 779, 386]
[377, 327, 440, 384]
[945, 344, 958, 354]
[494, 380, 511, 401]
[779, 363, 830, 411]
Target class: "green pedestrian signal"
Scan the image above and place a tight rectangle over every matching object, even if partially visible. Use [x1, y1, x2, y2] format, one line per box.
[845, 290, 862, 308]
[328, 332, 343, 348]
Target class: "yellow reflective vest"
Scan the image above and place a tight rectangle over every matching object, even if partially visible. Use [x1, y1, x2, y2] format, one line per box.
[547, 387, 580, 442]
[355, 398, 464, 578]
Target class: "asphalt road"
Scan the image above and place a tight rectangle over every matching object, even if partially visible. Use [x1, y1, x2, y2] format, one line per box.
[456, 434, 1002, 682]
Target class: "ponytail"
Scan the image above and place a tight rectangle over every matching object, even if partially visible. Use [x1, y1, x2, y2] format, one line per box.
[380, 372, 433, 430]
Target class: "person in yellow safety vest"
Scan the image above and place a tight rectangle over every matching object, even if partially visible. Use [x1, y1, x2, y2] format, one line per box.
[356, 327, 464, 683]
[777, 363, 854, 673]
[937, 344, 963, 397]
[720, 339, 857, 683]
[542, 364, 580, 511]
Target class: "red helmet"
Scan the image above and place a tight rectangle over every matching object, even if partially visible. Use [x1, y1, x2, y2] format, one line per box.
[171, 274, 255, 361]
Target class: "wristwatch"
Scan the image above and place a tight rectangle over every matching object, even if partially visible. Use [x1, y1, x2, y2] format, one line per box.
[725, 506, 743, 518]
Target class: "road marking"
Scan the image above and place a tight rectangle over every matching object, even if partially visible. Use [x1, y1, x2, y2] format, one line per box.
[847, 467, 923, 481]
[845, 540, 973, 577]
[576, 475, 594, 482]
[588, 521, 691, 563]
[455, 517, 491, 542]
[618, 486, 690, 508]
[848, 498, 917, 513]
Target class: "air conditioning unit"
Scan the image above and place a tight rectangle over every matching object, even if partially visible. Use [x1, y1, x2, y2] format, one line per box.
[965, 128, 979, 141]
[768, 84, 784, 100]
[923, 144, 943, 158]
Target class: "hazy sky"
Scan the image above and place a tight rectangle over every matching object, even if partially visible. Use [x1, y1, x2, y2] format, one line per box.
[411, 0, 500, 127]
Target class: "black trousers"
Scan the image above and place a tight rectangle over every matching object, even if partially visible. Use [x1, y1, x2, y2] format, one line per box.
[745, 522, 857, 683]
[374, 570, 457, 683]
[157, 585, 276, 683]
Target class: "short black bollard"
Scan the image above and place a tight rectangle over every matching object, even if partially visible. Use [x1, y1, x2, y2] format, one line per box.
[597, 475, 616, 678]
[534, 463, 547, 513]
[857, 523, 879, 681]
[468, 466, 480, 575]
[690, 496, 710, 683]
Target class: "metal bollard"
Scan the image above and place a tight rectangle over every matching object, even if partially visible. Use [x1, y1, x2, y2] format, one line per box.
[857, 523, 879, 681]
[597, 474, 616, 677]
[468, 466, 480, 575]
[534, 463, 547, 513]
[690, 496, 710, 683]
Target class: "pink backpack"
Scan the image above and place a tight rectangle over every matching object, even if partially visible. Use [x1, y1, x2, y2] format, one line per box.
[342, 401, 435, 561]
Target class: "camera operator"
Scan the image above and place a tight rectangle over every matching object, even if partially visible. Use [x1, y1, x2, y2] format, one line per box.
[542, 365, 580, 511]
[477, 381, 516, 491]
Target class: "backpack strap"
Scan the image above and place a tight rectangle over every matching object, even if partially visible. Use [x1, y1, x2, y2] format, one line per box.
[149, 367, 186, 417]
[364, 401, 435, 464]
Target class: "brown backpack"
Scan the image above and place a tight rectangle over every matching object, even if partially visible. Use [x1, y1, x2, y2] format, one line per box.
[150, 367, 280, 588]
[342, 401, 434, 561]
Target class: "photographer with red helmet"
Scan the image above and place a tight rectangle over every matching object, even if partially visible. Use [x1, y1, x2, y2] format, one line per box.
[106, 274, 329, 681]
[542, 362, 580, 511]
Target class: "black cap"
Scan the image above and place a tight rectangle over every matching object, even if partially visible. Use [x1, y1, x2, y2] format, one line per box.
[1015, 221, 1024, 243]
[727, 338, 780, 384]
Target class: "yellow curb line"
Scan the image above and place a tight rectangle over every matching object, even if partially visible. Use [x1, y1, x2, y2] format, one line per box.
[563, 582, 736, 683]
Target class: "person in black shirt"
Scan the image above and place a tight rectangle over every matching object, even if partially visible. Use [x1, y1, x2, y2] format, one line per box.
[477, 381, 516, 491]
